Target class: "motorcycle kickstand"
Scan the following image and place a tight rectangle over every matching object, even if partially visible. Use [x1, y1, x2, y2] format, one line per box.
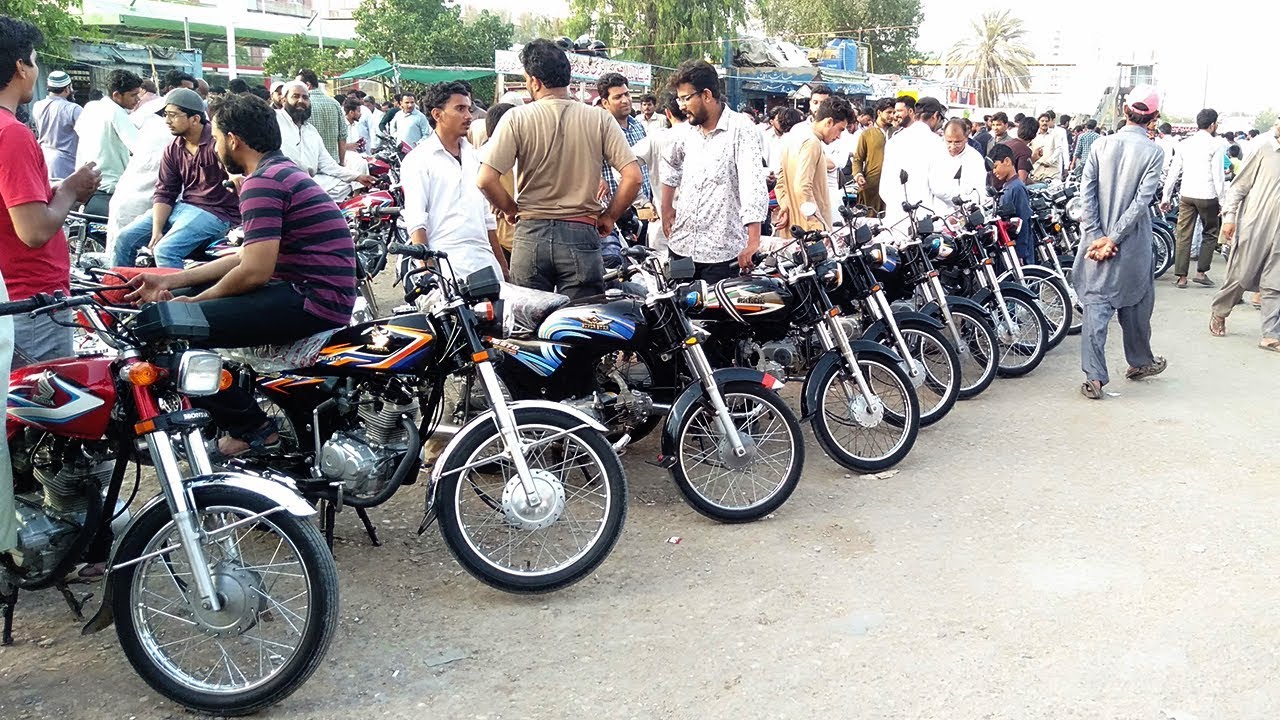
[355, 507, 382, 547]
[54, 581, 92, 621]
[0, 585, 16, 646]
[321, 498, 337, 550]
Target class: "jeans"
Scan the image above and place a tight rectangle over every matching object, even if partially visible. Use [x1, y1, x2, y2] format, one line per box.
[0, 280, 12, 551]
[113, 202, 233, 269]
[187, 281, 342, 438]
[12, 309, 74, 367]
[668, 250, 739, 284]
[1173, 196, 1220, 277]
[510, 219, 605, 300]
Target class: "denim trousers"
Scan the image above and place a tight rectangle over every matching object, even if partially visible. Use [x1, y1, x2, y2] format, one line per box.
[510, 219, 605, 300]
[113, 202, 232, 269]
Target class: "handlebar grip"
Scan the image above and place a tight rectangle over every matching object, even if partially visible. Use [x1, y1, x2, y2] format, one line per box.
[387, 243, 441, 260]
[0, 295, 47, 317]
[373, 206, 401, 217]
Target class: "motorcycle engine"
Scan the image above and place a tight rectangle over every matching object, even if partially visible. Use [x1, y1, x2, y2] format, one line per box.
[9, 442, 126, 577]
[318, 398, 419, 497]
[744, 339, 807, 379]
[564, 389, 655, 428]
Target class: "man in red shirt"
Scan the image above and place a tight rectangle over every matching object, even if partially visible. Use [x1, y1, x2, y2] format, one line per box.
[0, 16, 101, 366]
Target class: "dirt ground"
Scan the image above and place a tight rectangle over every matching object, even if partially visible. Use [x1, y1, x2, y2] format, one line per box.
[2, 279, 1278, 720]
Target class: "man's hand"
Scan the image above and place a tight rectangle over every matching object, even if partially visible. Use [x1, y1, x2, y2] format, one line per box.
[773, 208, 790, 230]
[597, 179, 610, 203]
[64, 162, 101, 204]
[597, 212, 616, 238]
[1086, 236, 1117, 262]
[737, 238, 760, 271]
[1221, 222, 1237, 244]
[356, 174, 377, 187]
[661, 214, 673, 240]
[1159, 201, 1171, 214]
[124, 273, 175, 304]
[855, 173, 867, 189]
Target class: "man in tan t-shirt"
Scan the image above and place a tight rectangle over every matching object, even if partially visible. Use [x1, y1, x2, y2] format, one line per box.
[478, 39, 641, 299]
[775, 95, 854, 239]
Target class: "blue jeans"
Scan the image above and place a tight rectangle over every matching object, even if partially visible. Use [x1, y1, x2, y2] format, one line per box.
[510, 219, 604, 300]
[113, 202, 232, 268]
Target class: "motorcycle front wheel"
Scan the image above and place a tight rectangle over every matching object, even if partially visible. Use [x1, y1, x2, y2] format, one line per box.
[1019, 268, 1074, 350]
[983, 293, 1049, 378]
[872, 319, 960, 427]
[670, 381, 804, 523]
[944, 304, 999, 400]
[436, 406, 627, 593]
[112, 485, 339, 716]
[811, 354, 919, 472]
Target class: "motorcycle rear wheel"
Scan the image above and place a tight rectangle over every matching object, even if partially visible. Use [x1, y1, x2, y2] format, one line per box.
[112, 486, 339, 716]
[1019, 268, 1074, 350]
[436, 406, 627, 593]
[876, 320, 960, 427]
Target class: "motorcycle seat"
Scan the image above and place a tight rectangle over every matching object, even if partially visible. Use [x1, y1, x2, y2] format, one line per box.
[220, 329, 341, 373]
[501, 283, 570, 334]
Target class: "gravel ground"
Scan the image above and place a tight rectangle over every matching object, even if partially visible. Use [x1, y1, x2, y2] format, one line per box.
[2, 278, 1277, 720]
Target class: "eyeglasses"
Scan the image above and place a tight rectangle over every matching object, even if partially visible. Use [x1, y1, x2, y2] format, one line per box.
[162, 111, 188, 120]
[676, 91, 703, 106]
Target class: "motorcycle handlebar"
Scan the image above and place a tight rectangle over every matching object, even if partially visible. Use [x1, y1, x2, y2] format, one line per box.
[0, 295, 48, 317]
[387, 243, 444, 260]
[373, 206, 401, 218]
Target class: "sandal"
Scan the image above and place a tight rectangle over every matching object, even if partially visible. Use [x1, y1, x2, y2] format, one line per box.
[1125, 355, 1168, 380]
[1209, 314, 1227, 337]
[1080, 380, 1104, 400]
[210, 420, 281, 462]
[1192, 276, 1215, 287]
[1260, 340, 1280, 353]
[1175, 276, 1188, 289]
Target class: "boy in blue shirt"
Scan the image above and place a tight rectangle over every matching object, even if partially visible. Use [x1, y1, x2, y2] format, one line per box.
[991, 143, 1035, 264]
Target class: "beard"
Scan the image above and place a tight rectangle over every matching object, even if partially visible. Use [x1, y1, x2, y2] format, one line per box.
[285, 103, 311, 124]
[219, 147, 245, 175]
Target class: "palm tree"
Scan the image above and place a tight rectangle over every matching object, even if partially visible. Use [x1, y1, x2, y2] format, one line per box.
[945, 10, 1036, 108]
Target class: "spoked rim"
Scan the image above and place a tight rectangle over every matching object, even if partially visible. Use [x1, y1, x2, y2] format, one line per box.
[898, 329, 956, 419]
[1024, 277, 1068, 337]
[130, 506, 314, 695]
[951, 313, 996, 394]
[993, 298, 1043, 371]
[453, 423, 613, 577]
[677, 391, 797, 511]
[819, 360, 913, 463]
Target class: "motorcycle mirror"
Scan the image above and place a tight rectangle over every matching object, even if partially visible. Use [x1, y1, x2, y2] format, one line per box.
[668, 256, 696, 281]
[799, 201, 820, 219]
[899, 169, 909, 185]
[984, 157, 995, 172]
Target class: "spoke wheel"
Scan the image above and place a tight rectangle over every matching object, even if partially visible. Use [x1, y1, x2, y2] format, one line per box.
[985, 293, 1048, 378]
[1020, 271, 1073, 350]
[112, 486, 338, 716]
[945, 305, 998, 399]
[891, 323, 960, 426]
[671, 381, 803, 522]
[436, 407, 627, 593]
[811, 355, 919, 472]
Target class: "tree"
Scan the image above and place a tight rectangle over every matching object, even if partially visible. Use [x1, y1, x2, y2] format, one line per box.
[564, 0, 748, 71]
[1255, 108, 1277, 134]
[944, 9, 1035, 108]
[263, 35, 356, 79]
[757, 0, 923, 74]
[1, 0, 91, 58]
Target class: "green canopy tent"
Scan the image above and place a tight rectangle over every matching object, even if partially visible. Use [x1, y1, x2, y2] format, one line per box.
[335, 56, 495, 86]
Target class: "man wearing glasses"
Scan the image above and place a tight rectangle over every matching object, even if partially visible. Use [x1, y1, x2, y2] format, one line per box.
[112, 87, 240, 268]
[660, 59, 768, 281]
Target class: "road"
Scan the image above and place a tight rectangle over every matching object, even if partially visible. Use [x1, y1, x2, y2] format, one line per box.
[2, 280, 1277, 720]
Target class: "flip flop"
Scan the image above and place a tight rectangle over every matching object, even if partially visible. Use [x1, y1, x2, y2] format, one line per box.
[1175, 277, 1188, 289]
[1260, 341, 1280, 353]
[1080, 380, 1104, 400]
[1210, 314, 1227, 337]
[1125, 355, 1168, 380]
[1193, 276, 1215, 287]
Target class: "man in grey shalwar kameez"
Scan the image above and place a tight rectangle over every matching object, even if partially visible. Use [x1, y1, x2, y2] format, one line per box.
[1073, 85, 1169, 399]
[1209, 119, 1280, 351]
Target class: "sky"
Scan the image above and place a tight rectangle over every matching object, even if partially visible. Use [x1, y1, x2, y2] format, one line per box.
[461, 0, 1277, 121]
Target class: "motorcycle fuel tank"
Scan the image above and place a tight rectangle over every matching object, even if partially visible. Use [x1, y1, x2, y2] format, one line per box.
[696, 277, 792, 324]
[311, 313, 438, 375]
[339, 189, 395, 223]
[6, 356, 117, 440]
[537, 298, 646, 345]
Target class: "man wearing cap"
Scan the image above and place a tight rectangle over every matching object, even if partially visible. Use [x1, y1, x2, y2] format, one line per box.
[1073, 85, 1168, 400]
[270, 81, 284, 109]
[31, 70, 80, 179]
[112, 88, 240, 268]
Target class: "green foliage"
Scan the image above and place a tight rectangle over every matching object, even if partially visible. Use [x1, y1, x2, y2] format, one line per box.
[758, 0, 923, 74]
[565, 0, 748, 71]
[1, 0, 92, 59]
[263, 34, 356, 79]
[1255, 108, 1277, 134]
[944, 9, 1035, 108]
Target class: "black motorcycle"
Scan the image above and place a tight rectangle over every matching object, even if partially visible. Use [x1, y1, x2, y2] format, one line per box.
[441, 246, 806, 523]
[224, 250, 628, 594]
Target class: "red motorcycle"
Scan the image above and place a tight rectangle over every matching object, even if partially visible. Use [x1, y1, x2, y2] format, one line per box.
[1, 284, 339, 715]
[339, 186, 403, 323]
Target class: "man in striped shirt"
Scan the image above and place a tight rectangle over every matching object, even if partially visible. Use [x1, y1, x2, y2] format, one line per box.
[127, 93, 356, 456]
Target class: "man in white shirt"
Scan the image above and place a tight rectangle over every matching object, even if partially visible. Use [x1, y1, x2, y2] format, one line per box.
[1154, 122, 1179, 181]
[276, 81, 375, 201]
[401, 81, 508, 279]
[389, 93, 431, 147]
[880, 95, 944, 239]
[1030, 112, 1062, 184]
[929, 118, 988, 215]
[639, 93, 667, 136]
[343, 97, 371, 155]
[1161, 108, 1226, 288]
[630, 93, 686, 261]
[74, 68, 143, 215]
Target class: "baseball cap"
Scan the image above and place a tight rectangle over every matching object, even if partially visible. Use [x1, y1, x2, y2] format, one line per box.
[271, 81, 284, 93]
[1125, 84, 1161, 114]
[47, 71, 72, 89]
[156, 87, 206, 117]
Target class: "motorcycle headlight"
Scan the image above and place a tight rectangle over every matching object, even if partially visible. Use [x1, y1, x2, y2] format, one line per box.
[1066, 196, 1084, 223]
[867, 242, 900, 272]
[177, 350, 224, 397]
[818, 260, 842, 290]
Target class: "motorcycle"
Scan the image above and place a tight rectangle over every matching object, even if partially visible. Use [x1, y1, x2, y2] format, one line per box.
[691, 206, 922, 473]
[338, 187, 404, 323]
[1028, 183, 1084, 336]
[1, 288, 338, 715]
[987, 195, 1075, 352]
[223, 249, 628, 594]
[417, 244, 806, 524]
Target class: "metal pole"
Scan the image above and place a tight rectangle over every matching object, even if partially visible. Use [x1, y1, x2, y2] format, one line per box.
[226, 22, 237, 79]
[184, 17, 191, 50]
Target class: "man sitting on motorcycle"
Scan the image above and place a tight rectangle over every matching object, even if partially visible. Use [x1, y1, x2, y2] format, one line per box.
[112, 87, 241, 268]
[127, 93, 357, 456]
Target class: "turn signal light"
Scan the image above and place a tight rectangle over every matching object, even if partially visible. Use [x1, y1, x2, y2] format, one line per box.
[219, 369, 235, 391]
[473, 301, 496, 322]
[126, 362, 162, 387]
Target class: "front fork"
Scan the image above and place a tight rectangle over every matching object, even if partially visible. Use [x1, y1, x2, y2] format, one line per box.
[144, 428, 224, 613]
[923, 275, 967, 354]
[979, 262, 1019, 332]
[815, 315, 881, 411]
[681, 342, 747, 457]
[475, 358, 543, 497]
[865, 290, 923, 381]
